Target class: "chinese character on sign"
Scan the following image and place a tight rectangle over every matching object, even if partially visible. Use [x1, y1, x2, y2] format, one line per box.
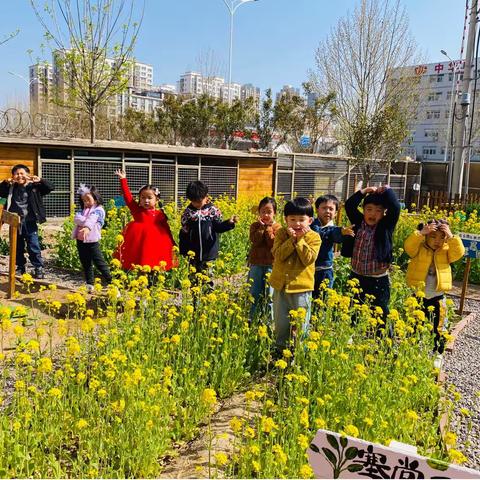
[391, 457, 425, 479]
[434, 63, 444, 74]
[354, 445, 392, 478]
[415, 65, 427, 76]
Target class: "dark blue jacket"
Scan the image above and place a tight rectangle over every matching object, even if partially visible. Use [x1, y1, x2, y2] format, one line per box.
[341, 188, 401, 264]
[179, 202, 235, 262]
[311, 219, 344, 269]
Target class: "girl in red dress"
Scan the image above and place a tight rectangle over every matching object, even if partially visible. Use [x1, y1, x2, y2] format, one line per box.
[114, 169, 176, 271]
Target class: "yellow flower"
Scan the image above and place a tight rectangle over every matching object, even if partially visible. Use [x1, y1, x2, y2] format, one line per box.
[214, 452, 228, 467]
[444, 431, 457, 447]
[272, 444, 288, 465]
[201, 388, 217, 407]
[251, 460, 261, 473]
[230, 416, 243, 434]
[405, 410, 419, 422]
[343, 424, 359, 438]
[300, 407, 309, 428]
[448, 448, 468, 464]
[315, 417, 327, 429]
[274, 359, 288, 370]
[282, 349, 293, 358]
[48, 387, 62, 399]
[363, 417, 374, 427]
[261, 416, 278, 434]
[299, 464, 314, 479]
[258, 325, 268, 338]
[37, 357, 53, 374]
[297, 433, 309, 450]
[76, 419, 88, 430]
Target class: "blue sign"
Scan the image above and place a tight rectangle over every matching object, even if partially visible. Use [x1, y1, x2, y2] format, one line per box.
[460, 233, 480, 259]
[300, 135, 311, 147]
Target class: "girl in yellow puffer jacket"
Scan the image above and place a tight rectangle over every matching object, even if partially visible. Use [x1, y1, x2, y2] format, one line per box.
[404, 219, 465, 353]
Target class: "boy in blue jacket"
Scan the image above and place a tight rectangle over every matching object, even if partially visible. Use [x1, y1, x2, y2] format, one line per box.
[311, 194, 354, 296]
[341, 185, 401, 322]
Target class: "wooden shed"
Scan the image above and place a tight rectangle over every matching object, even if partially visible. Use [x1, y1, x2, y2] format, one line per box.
[0, 137, 276, 217]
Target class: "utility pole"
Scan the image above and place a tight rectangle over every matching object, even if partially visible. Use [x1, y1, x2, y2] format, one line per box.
[451, 0, 478, 198]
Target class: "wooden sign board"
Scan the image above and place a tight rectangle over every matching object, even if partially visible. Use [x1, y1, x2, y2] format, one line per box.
[459, 233, 480, 259]
[0, 206, 20, 298]
[307, 429, 480, 479]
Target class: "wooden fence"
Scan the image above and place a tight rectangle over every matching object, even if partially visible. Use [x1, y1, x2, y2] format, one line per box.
[418, 191, 480, 210]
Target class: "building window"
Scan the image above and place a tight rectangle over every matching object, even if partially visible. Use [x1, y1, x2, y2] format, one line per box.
[426, 110, 440, 119]
[427, 92, 442, 101]
[423, 147, 437, 156]
[436, 74, 444, 82]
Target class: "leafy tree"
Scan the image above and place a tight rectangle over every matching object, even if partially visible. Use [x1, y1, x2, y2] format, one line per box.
[117, 108, 156, 143]
[254, 89, 275, 150]
[214, 97, 255, 149]
[273, 92, 305, 150]
[179, 94, 217, 147]
[30, 0, 144, 143]
[156, 94, 184, 145]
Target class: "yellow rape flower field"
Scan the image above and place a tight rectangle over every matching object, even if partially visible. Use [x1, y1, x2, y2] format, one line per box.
[0, 197, 479, 478]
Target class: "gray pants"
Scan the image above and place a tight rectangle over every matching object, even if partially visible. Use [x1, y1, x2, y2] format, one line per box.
[273, 289, 312, 350]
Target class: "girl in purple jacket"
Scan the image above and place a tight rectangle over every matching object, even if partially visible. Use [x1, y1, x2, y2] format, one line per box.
[72, 184, 112, 292]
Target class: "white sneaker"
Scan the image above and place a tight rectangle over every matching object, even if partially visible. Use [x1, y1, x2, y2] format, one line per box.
[86, 284, 94, 293]
[433, 354, 443, 370]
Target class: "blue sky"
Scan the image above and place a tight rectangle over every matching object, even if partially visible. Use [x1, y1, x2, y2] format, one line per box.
[0, 0, 466, 108]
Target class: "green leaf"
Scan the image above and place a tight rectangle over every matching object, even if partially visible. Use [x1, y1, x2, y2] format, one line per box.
[427, 458, 449, 471]
[345, 447, 359, 460]
[322, 447, 338, 467]
[340, 436, 348, 448]
[347, 463, 364, 472]
[327, 433, 340, 451]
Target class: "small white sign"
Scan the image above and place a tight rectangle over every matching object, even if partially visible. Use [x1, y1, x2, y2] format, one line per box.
[307, 429, 480, 479]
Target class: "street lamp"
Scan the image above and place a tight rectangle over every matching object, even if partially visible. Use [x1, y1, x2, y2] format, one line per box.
[222, 0, 258, 104]
[440, 50, 458, 197]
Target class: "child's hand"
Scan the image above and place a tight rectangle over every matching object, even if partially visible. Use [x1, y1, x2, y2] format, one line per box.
[115, 169, 126, 179]
[296, 226, 311, 239]
[376, 185, 390, 194]
[342, 225, 355, 237]
[420, 223, 437, 236]
[78, 227, 90, 241]
[438, 223, 453, 239]
[230, 215, 239, 224]
[361, 186, 377, 195]
[287, 227, 297, 239]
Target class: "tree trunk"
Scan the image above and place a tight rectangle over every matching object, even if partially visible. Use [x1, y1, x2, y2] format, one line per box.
[90, 110, 96, 144]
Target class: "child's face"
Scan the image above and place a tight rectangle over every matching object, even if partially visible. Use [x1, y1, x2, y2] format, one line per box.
[190, 197, 208, 209]
[317, 200, 337, 225]
[426, 230, 446, 250]
[12, 168, 29, 185]
[139, 189, 157, 209]
[363, 204, 385, 226]
[259, 203, 275, 225]
[285, 214, 313, 233]
[81, 193, 96, 208]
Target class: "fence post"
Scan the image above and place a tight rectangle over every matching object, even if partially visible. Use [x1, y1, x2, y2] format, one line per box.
[345, 159, 351, 202]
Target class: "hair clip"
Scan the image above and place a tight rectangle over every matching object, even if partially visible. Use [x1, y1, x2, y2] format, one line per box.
[77, 184, 91, 196]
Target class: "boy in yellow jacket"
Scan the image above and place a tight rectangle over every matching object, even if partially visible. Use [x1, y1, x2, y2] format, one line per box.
[404, 219, 465, 353]
[269, 198, 321, 352]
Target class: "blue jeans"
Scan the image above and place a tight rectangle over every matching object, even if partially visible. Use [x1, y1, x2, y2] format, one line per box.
[313, 268, 334, 298]
[248, 265, 273, 320]
[17, 221, 43, 269]
[273, 289, 312, 350]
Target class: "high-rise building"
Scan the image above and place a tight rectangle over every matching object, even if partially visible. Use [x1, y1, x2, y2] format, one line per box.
[399, 59, 480, 163]
[28, 63, 54, 112]
[241, 83, 260, 103]
[276, 85, 301, 102]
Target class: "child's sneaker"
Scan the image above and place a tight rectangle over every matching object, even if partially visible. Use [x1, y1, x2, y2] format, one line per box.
[86, 284, 95, 293]
[433, 353, 443, 370]
[33, 267, 45, 279]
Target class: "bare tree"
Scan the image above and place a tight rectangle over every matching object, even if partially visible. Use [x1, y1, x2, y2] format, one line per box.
[0, 29, 19, 46]
[30, 0, 144, 143]
[312, 0, 421, 183]
[196, 48, 225, 97]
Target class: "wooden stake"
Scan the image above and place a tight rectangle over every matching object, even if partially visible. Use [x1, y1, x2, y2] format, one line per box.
[0, 207, 20, 299]
[459, 257, 471, 316]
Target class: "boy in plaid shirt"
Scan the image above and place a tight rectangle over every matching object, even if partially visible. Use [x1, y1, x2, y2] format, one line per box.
[341, 185, 400, 324]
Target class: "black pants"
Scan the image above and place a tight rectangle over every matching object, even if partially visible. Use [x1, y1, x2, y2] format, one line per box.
[351, 272, 390, 317]
[76, 240, 112, 285]
[422, 295, 445, 354]
[17, 221, 43, 269]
